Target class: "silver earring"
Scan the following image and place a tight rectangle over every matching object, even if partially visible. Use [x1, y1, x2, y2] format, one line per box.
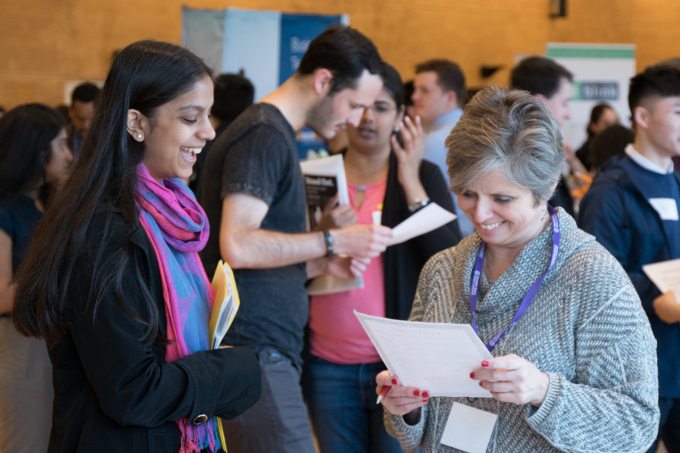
[137, 134, 142, 139]
[393, 125, 400, 133]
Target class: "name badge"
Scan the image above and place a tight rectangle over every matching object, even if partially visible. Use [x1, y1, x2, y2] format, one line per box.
[440, 402, 498, 453]
[649, 198, 679, 221]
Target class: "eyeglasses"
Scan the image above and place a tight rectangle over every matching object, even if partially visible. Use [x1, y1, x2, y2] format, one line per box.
[363, 103, 398, 115]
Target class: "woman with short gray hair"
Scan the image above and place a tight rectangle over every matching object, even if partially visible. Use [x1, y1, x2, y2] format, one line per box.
[377, 85, 659, 452]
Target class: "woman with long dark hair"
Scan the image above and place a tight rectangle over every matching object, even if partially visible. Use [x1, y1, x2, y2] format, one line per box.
[0, 103, 72, 453]
[13, 40, 261, 453]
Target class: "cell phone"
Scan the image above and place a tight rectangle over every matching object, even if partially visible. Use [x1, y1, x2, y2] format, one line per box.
[392, 129, 404, 148]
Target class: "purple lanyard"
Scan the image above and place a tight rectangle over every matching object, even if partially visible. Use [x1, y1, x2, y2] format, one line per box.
[470, 205, 560, 352]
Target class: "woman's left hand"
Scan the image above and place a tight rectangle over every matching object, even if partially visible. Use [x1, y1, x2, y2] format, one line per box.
[392, 116, 425, 191]
[471, 354, 550, 407]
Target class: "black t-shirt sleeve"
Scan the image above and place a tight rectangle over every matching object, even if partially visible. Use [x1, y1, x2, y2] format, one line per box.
[221, 124, 290, 206]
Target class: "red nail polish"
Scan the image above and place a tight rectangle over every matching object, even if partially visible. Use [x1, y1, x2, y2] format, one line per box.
[481, 361, 489, 367]
[413, 390, 420, 396]
[470, 372, 475, 379]
[391, 378, 398, 385]
[479, 381, 483, 387]
[422, 391, 430, 398]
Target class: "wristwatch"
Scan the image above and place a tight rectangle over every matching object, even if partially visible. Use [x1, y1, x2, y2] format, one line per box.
[408, 197, 430, 213]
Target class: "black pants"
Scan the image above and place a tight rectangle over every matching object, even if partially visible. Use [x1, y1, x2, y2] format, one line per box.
[221, 349, 316, 453]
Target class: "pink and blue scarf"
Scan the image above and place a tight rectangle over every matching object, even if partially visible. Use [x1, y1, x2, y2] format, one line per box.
[135, 163, 219, 453]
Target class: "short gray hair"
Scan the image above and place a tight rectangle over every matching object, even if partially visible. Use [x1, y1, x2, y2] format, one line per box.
[445, 84, 564, 204]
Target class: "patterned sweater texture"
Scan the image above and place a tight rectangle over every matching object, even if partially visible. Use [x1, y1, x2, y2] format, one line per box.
[384, 209, 659, 453]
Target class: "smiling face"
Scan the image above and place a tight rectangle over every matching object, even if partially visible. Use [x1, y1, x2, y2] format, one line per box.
[458, 168, 549, 252]
[307, 70, 383, 140]
[346, 88, 402, 153]
[139, 75, 216, 182]
[44, 128, 73, 184]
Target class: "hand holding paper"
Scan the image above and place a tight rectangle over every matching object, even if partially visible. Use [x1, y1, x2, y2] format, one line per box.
[643, 258, 680, 300]
[390, 203, 457, 246]
[355, 311, 492, 398]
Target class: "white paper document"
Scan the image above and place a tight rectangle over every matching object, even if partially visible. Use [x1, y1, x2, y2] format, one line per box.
[355, 311, 493, 397]
[390, 203, 457, 246]
[643, 259, 680, 298]
[301, 154, 360, 295]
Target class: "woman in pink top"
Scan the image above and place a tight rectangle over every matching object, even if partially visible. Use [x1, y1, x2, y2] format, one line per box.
[302, 64, 461, 453]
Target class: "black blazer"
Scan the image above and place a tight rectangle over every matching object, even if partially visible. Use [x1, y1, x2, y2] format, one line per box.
[381, 152, 462, 320]
[48, 212, 261, 453]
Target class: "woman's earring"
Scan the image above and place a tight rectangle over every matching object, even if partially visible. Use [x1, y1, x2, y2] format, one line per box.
[393, 125, 400, 133]
[137, 134, 143, 140]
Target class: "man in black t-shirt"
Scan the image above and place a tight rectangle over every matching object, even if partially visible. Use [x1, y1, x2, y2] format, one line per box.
[199, 25, 391, 453]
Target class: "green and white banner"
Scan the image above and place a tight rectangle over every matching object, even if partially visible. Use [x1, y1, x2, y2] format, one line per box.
[547, 43, 636, 149]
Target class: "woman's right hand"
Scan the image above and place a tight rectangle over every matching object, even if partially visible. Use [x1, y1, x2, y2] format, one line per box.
[376, 370, 430, 416]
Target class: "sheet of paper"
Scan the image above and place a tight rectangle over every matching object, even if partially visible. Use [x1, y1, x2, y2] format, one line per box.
[390, 203, 457, 246]
[643, 259, 680, 298]
[355, 311, 492, 397]
[306, 274, 364, 296]
[440, 403, 498, 453]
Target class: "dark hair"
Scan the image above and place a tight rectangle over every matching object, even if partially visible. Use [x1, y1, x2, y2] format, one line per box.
[297, 24, 382, 94]
[403, 80, 414, 107]
[511, 56, 573, 98]
[655, 58, 680, 71]
[415, 59, 467, 106]
[71, 82, 101, 105]
[0, 105, 5, 114]
[14, 40, 212, 343]
[591, 124, 634, 169]
[586, 103, 614, 139]
[211, 73, 254, 122]
[628, 66, 680, 116]
[381, 63, 405, 107]
[0, 104, 65, 201]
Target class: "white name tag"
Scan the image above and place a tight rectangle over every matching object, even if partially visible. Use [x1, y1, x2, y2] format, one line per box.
[649, 198, 679, 221]
[440, 402, 498, 453]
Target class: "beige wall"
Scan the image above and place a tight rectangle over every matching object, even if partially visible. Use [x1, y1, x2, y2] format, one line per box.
[2, 0, 680, 109]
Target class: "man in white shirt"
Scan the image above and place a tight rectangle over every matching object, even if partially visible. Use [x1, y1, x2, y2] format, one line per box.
[412, 59, 474, 236]
[579, 64, 680, 453]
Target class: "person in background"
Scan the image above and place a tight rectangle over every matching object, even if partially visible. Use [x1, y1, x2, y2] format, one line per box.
[379, 85, 658, 453]
[511, 56, 581, 218]
[590, 124, 634, 171]
[67, 82, 100, 158]
[403, 80, 416, 120]
[579, 65, 680, 453]
[199, 25, 392, 453]
[412, 59, 475, 237]
[55, 104, 70, 123]
[302, 63, 461, 453]
[575, 103, 619, 170]
[656, 57, 680, 171]
[12, 40, 262, 453]
[189, 73, 254, 194]
[0, 103, 72, 453]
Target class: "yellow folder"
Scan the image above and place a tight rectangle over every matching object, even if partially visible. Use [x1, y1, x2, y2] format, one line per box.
[209, 260, 241, 452]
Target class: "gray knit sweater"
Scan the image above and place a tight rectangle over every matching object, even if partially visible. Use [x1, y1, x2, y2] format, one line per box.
[384, 209, 659, 453]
